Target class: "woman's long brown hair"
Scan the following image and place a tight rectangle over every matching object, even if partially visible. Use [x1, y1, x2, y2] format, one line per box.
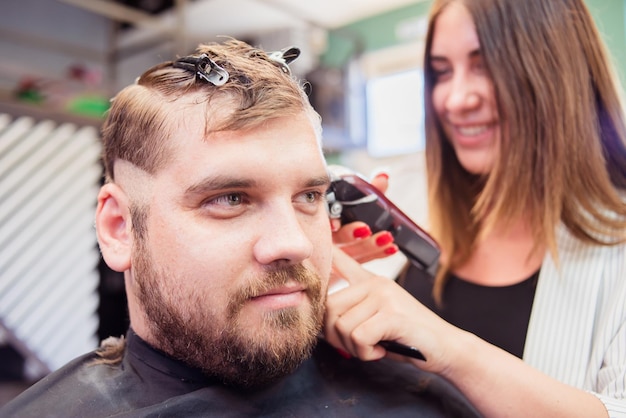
[423, 0, 626, 304]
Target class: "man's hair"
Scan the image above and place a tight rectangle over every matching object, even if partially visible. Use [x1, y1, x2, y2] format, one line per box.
[101, 39, 321, 182]
[422, 0, 626, 302]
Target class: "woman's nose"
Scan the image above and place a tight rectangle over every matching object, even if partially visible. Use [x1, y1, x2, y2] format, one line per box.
[445, 74, 481, 113]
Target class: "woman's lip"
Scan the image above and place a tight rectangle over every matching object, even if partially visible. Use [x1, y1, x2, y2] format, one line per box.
[455, 123, 492, 136]
[449, 120, 497, 131]
[449, 122, 497, 147]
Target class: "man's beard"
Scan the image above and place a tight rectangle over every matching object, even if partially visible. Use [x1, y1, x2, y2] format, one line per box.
[132, 234, 325, 388]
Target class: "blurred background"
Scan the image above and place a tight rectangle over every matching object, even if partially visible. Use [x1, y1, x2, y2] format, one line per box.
[1, 0, 625, 404]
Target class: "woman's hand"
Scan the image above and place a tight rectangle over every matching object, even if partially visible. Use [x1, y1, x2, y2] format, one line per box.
[325, 250, 610, 418]
[332, 222, 398, 263]
[325, 246, 460, 375]
[330, 171, 398, 263]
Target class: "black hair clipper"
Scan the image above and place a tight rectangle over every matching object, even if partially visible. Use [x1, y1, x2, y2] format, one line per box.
[326, 165, 439, 362]
[326, 165, 440, 276]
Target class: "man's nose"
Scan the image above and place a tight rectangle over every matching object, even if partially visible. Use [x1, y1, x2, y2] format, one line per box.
[253, 204, 314, 266]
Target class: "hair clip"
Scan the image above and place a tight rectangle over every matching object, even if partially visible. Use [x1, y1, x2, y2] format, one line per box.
[173, 53, 229, 86]
[268, 46, 301, 75]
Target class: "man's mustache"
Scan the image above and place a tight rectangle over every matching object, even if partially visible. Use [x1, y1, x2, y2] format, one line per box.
[228, 264, 323, 317]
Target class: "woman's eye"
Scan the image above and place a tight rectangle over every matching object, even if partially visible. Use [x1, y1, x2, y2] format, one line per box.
[471, 55, 487, 74]
[431, 66, 451, 82]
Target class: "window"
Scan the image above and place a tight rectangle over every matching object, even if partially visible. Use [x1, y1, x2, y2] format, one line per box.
[365, 68, 424, 157]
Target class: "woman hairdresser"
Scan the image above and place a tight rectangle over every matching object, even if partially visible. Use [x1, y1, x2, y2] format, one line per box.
[325, 0, 626, 416]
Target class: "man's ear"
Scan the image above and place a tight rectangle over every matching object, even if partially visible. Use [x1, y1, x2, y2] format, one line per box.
[96, 183, 133, 273]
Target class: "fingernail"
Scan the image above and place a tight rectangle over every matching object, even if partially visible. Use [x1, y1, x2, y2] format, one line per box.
[370, 167, 390, 180]
[353, 226, 372, 239]
[375, 172, 389, 180]
[376, 232, 394, 246]
[384, 246, 398, 255]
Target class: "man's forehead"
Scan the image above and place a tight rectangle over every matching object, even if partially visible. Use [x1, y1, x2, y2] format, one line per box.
[113, 109, 325, 191]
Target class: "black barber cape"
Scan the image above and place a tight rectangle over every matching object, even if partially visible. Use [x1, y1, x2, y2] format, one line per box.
[2, 330, 480, 417]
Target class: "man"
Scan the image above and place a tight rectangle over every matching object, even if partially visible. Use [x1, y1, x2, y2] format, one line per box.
[2, 39, 478, 417]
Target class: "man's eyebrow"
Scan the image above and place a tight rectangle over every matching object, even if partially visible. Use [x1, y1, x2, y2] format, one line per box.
[185, 175, 257, 196]
[184, 174, 331, 196]
[307, 175, 332, 188]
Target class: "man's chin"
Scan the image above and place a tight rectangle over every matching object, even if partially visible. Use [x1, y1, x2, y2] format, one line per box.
[213, 321, 319, 389]
[232, 304, 321, 354]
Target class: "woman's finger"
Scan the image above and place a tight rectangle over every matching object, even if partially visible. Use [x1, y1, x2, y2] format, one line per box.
[335, 231, 398, 263]
[332, 221, 371, 244]
[369, 170, 389, 194]
[331, 246, 378, 286]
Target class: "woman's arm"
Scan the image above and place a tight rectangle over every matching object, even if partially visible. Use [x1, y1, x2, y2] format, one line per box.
[324, 247, 611, 418]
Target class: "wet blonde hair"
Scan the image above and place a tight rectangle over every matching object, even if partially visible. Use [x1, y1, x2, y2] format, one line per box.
[101, 39, 321, 182]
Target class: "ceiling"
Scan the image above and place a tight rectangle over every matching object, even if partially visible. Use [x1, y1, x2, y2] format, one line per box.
[59, 0, 424, 48]
[171, 0, 422, 35]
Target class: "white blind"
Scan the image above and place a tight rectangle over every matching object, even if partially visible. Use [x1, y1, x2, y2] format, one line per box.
[0, 113, 101, 379]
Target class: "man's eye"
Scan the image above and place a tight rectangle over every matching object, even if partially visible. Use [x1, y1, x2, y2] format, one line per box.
[206, 193, 244, 207]
[296, 191, 325, 207]
[304, 191, 322, 203]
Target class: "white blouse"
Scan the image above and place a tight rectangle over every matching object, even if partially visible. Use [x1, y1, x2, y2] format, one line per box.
[524, 225, 626, 416]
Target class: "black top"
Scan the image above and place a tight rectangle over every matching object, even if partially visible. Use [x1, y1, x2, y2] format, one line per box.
[401, 265, 538, 359]
[2, 329, 481, 417]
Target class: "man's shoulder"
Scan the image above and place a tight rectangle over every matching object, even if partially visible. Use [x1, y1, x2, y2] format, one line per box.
[1, 344, 139, 417]
[1, 339, 480, 417]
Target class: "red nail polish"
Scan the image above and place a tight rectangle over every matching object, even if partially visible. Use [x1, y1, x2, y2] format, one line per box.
[353, 226, 371, 239]
[376, 232, 393, 246]
[336, 348, 352, 359]
[384, 246, 398, 255]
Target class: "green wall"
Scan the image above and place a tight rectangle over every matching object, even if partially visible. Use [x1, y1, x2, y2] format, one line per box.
[585, 0, 626, 86]
[322, 0, 626, 87]
[321, 2, 432, 67]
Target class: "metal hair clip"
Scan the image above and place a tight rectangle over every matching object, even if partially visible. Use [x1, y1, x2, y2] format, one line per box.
[173, 53, 229, 86]
[268, 46, 301, 75]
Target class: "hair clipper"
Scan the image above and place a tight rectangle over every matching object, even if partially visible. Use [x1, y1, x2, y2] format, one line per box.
[326, 165, 440, 276]
[326, 166, 438, 362]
